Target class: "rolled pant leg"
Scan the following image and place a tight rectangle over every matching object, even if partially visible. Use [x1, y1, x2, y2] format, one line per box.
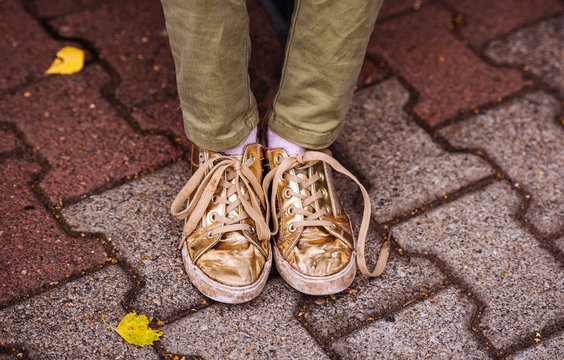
[268, 0, 384, 149]
[161, 0, 259, 152]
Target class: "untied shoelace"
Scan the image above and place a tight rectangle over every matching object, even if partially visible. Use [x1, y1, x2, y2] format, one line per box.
[262, 151, 391, 277]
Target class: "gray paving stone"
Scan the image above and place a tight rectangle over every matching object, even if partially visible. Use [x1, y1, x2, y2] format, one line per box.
[0, 266, 158, 359]
[333, 78, 494, 223]
[330, 287, 488, 359]
[393, 181, 564, 350]
[160, 278, 328, 359]
[61, 162, 204, 321]
[439, 92, 563, 235]
[508, 331, 564, 360]
[304, 248, 444, 341]
[485, 14, 564, 96]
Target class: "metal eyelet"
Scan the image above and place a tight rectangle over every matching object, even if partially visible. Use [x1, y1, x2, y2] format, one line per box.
[248, 227, 256, 234]
[318, 172, 325, 181]
[287, 206, 294, 215]
[211, 195, 218, 204]
[324, 206, 330, 214]
[331, 224, 337, 229]
[280, 173, 285, 181]
[321, 189, 327, 197]
[274, 154, 283, 164]
[207, 231, 214, 238]
[209, 212, 217, 222]
[288, 223, 296, 233]
[283, 188, 291, 198]
[249, 154, 256, 164]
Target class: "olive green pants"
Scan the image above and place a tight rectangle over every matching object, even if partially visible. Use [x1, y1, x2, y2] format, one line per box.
[161, 0, 384, 152]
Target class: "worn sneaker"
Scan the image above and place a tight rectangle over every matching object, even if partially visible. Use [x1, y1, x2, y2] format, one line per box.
[171, 144, 271, 303]
[263, 149, 390, 295]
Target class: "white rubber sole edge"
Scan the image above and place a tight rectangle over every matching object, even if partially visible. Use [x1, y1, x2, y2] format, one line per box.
[181, 243, 272, 304]
[273, 245, 356, 295]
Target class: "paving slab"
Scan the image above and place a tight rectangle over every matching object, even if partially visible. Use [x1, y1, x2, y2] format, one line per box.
[444, 0, 564, 48]
[333, 78, 494, 223]
[0, 158, 106, 305]
[379, 0, 428, 19]
[61, 162, 205, 321]
[131, 97, 191, 150]
[304, 249, 444, 341]
[160, 278, 328, 359]
[485, 14, 564, 97]
[49, 0, 177, 106]
[508, 331, 564, 360]
[32, 0, 110, 18]
[0, 266, 159, 359]
[367, 2, 530, 126]
[439, 91, 563, 235]
[330, 287, 488, 359]
[393, 181, 564, 350]
[0, 130, 21, 153]
[0, 0, 61, 91]
[0, 65, 180, 205]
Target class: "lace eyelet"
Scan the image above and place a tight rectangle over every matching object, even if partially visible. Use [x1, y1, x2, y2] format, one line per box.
[209, 212, 217, 222]
[321, 189, 328, 197]
[211, 195, 218, 204]
[280, 173, 285, 181]
[324, 206, 330, 214]
[274, 154, 283, 164]
[331, 224, 337, 229]
[288, 223, 296, 233]
[248, 227, 256, 234]
[207, 231, 214, 238]
[318, 172, 325, 181]
[283, 188, 291, 198]
[249, 154, 256, 164]
[287, 206, 294, 215]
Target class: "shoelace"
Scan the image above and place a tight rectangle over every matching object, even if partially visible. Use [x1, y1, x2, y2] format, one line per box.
[262, 151, 391, 277]
[171, 156, 270, 253]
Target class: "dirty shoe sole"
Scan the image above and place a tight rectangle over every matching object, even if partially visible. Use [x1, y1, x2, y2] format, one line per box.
[181, 243, 272, 304]
[273, 245, 356, 296]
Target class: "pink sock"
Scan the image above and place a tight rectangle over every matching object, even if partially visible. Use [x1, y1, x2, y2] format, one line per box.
[267, 127, 306, 155]
[223, 127, 257, 155]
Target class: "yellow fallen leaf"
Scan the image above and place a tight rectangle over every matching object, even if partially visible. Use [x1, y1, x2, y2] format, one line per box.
[103, 312, 162, 347]
[45, 46, 85, 75]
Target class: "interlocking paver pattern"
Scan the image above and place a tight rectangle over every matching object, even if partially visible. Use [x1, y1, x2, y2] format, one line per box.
[0, 266, 158, 359]
[330, 287, 489, 359]
[393, 181, 564, 350]
[444, 0, 564, 47]
[333, 78, 494, 223]
[0, 0, 60, 91]
[440, 92, 564, 235]
[61, 163, 204, 321]
[0, 65, 180, 205]
[50, 0, 177, 106]
[367, 2, 531, 126]
[2, 0, 564, 358]
[485, 14, 564, 97]
[160, 278, 329, 360]
[0, 158, 106, 304]
[508, 332, 564, 360]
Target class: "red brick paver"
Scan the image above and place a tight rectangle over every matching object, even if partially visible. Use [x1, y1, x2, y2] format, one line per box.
[50, 0, 177, 107]
[0, 65, 181, 206]
[444, 0, 564, 47]
[0, 129, 21, 153]
[0, 0, 61, 91]
[367, 2, 531, 126]
[0, 158, 106, 305]
[379, 0, 428, 19]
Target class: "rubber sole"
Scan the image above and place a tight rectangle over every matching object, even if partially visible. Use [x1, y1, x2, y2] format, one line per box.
[273, 245, 356, 295]
[181, 243, 272, 304]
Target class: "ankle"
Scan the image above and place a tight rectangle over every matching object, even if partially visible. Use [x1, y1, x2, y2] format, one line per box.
[223, 127, 258, 155]
[266, 127, 306, 155]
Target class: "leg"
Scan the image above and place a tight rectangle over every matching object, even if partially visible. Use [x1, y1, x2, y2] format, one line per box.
[268, 0, 384, 149]
[161, 0, 259, 152]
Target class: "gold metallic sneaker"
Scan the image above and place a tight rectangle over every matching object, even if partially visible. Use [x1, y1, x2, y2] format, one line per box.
[263, 149, 391, 295]
[170, 144, 271, 304]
